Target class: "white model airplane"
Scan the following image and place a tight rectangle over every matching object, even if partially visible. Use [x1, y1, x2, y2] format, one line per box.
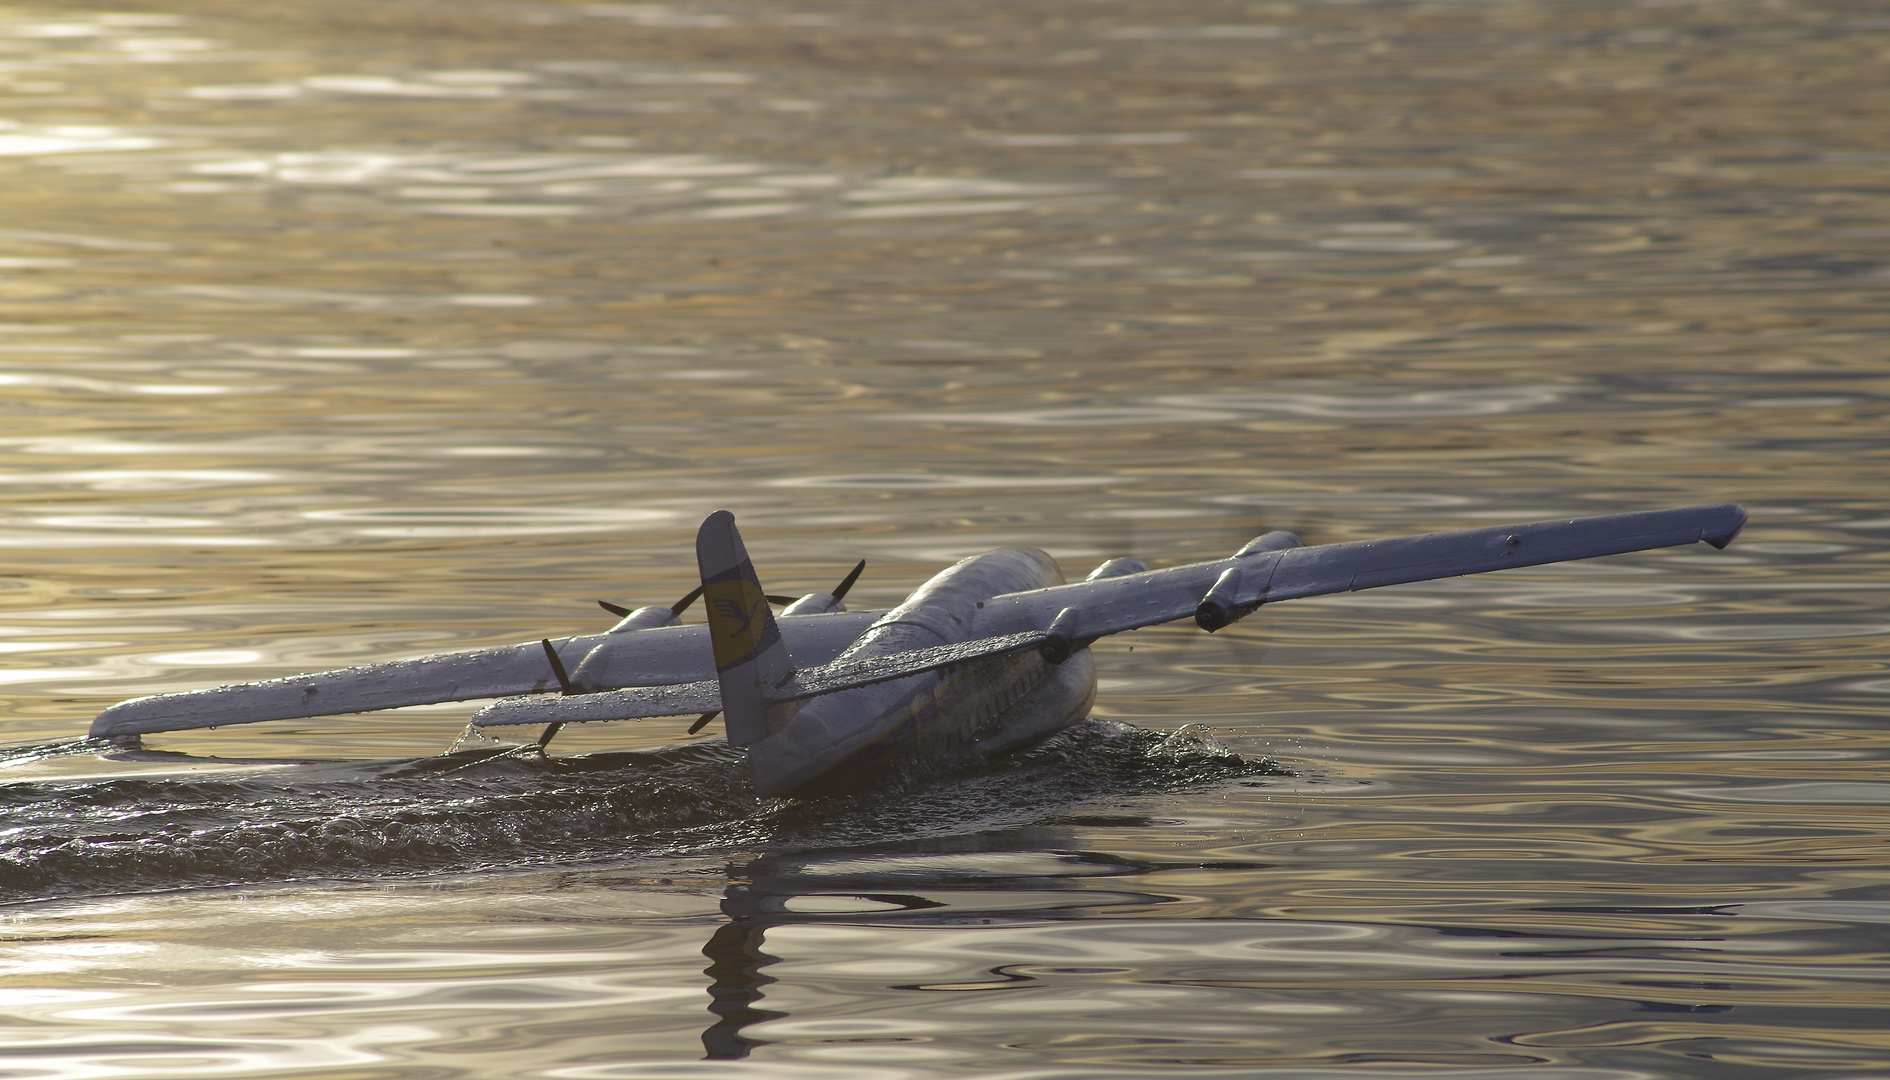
[90, 503, 1747, 797]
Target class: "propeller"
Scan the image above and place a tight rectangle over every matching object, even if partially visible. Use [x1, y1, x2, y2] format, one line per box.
[598, 562, 860, 621]
[535, 638, 581, 750]
[831, 558, 866, 602]
[572, 560, 866, 748]
[597, 583, 706, 620]
[540, 638, 578, 695]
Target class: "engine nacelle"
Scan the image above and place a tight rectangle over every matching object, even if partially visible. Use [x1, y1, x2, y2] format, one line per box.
[1038, 606, 1086, 665]
[1236, 530, 1303, 557]
[607, 605, 681, 634]
[1194, 566, 1254, 632]
[1195, 530, 1303, 632]
[1084, 557, 1149, 581]
[781, 591, 845, 616]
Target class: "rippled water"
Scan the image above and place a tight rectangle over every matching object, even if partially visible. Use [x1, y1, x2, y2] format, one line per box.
[1, 0, 1887, 1075]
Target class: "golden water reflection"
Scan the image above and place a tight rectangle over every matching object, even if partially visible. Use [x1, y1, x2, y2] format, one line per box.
[0, 0, 1888, 1074]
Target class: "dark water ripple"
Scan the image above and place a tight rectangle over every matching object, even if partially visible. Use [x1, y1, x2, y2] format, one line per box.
[0, 723, 1274, 903]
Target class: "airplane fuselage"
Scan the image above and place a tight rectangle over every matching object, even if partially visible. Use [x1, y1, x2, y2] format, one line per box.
[747, 547, 1102, 797]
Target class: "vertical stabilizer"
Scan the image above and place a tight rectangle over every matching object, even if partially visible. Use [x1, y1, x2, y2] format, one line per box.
[696, 510, 795, 746]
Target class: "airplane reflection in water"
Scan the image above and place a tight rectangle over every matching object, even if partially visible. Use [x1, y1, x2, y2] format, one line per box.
[89, 505, 1746, 798]
[698, 847, 1190, 1060]
[694, 837, 1754, 1062]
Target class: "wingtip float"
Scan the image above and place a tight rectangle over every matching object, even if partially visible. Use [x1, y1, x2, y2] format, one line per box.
[90, 502, 1747, 798]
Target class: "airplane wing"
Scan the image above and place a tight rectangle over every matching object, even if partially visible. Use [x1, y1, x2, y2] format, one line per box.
[89, 504, 1744, 740]
[88, 609, 883, 739]
[462, 504, 1747, 730]
[975, 503, 1747, 644]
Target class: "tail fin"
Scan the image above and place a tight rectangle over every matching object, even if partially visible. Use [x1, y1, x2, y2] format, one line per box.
[696, 510, 795, 746]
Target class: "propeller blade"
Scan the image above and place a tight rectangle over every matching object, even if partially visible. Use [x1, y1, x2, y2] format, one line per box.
[669, 584, 705, 615]
[831, 559, 866, 602]
[763, 595, 797, 605]
[687, 710, 718, 735]
[540, 639, 578, 696]
[596, 600, 632, 618]
[536, 722, 563, 749]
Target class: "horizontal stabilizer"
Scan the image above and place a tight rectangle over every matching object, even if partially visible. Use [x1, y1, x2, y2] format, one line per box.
[472, 629, 1048, 728]
[471, 678, 723, 727]
[774, 631, 1045, 701]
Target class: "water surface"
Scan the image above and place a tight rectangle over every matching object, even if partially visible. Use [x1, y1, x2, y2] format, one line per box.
[1, 0, 1888, 1075]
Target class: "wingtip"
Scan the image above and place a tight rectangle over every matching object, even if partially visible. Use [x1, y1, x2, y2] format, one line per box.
[1701, 503, 1748, 550]
[87, 694, 159, 739]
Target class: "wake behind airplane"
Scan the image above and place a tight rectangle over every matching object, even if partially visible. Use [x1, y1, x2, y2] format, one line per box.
[90, 503, 1747, 797]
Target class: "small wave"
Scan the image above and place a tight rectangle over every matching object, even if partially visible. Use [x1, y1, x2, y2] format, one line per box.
[0, 723, 1281, 903]
[0, 737, 122, 765]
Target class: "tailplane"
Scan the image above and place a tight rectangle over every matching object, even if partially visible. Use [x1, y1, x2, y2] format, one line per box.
[696, 510, 795, 746]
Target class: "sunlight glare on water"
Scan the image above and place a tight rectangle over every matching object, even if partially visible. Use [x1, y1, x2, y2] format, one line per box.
[0, 0, 1887, 1076]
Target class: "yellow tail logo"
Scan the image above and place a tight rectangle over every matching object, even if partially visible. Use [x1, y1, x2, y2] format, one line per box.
[703, 578, 770, 671]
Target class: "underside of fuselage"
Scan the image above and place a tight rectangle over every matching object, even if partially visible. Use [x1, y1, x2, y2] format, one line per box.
[757, 648, 1099, 798]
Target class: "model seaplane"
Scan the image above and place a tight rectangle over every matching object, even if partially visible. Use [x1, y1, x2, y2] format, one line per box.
[89, 503, 1746, 797]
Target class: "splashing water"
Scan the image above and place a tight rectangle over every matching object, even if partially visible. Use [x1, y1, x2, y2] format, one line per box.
[0, 722, 1280, 903]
